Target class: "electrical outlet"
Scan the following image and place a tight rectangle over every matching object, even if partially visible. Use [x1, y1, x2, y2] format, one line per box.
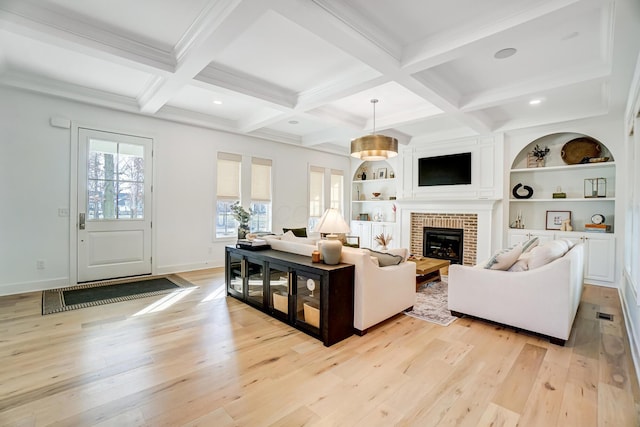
[58, 208, 70, 217]
[36, 259, 46, 270]
[208, 247, 213, 254]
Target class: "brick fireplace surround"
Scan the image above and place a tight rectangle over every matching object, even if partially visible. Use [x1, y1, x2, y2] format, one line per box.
[410, 213, 478, 266]
[398, 200, 498, 265]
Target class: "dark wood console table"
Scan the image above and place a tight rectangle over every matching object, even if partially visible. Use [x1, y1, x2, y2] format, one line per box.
[225, 246, 355, 346]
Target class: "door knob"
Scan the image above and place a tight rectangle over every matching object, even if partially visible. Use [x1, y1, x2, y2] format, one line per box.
[79, 213, 85, 230]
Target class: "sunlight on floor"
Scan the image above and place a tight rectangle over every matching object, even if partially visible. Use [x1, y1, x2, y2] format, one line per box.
[201, 286, 226, 302]
[133, 288, 196, 316]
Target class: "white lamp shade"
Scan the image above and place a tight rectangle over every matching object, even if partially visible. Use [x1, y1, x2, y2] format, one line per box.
[315, 209, 351, 235]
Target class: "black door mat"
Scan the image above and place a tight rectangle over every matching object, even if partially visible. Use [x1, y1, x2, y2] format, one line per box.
[42, 275, 196, 315]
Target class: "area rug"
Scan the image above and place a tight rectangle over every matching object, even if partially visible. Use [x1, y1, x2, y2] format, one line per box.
[42, 275, 196, 315]
[405, 276, 457, 326]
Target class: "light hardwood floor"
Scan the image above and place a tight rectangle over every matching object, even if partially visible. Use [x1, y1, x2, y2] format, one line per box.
[1, 268, 639, 426]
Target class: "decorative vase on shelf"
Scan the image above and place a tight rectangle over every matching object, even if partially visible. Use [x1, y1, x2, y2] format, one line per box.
[237, 224, 250, 240]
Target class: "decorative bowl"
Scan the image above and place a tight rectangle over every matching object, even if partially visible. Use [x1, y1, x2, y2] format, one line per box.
[372, 192, 381, 198]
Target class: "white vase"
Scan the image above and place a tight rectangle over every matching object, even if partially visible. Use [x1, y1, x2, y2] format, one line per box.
[319, 236, 342, 265]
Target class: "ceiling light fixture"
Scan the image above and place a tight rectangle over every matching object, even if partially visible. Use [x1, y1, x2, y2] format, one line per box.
[213, 100, 222, 105]
[494, 47, 517, 59]
[288, 120, 299, 125]
[350, 99, 398, 161]
[529, 98, 543, 105]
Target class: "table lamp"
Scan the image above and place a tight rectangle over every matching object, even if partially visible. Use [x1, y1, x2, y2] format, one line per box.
[315, 208, 351, 265]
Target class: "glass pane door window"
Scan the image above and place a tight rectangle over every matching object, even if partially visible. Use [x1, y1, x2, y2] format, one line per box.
[228, 253, 244, 297]
[246, 259, 265, 307]
[216, 200, 239, 238]
[295, 272, 321, 330]
[88, 139, 145, 219]
[269, 265, 289, 316]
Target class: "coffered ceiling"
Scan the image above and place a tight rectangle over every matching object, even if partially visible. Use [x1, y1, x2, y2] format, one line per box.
[1, 0, 638, 155]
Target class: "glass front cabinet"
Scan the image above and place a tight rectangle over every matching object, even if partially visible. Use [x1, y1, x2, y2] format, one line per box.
[225, 246, 354, 346]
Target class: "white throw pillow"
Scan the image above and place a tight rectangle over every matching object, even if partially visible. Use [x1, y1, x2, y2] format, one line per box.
[521, 236, 539, 253]
[281, 230, 318, 246]
[527, 240, 569, 270]
[508, 252, 532, 272]
[484, 244, 523, 270]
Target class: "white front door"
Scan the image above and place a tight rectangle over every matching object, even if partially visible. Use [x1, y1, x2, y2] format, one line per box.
[77, 128, 153, 282]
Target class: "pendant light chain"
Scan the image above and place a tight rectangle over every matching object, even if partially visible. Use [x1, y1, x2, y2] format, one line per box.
[371, 98, 378, 135]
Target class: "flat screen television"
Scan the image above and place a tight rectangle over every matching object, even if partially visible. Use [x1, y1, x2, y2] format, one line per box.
[418, 152, 472, 186]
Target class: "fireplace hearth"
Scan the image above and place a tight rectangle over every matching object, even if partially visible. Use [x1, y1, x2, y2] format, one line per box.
[423, 227, 464, 264]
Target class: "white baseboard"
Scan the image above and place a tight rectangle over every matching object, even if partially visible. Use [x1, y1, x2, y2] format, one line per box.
[620, 270, 640, 390]
[0, 277, 70, 296]
[155, 260, 224, 276]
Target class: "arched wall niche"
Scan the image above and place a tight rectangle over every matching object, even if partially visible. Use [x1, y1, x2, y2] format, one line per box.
[511, 132, 615, 169]
[353, 159, 395, 181]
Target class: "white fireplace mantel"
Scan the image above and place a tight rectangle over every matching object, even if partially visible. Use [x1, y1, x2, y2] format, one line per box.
[396, 198, 501, 263]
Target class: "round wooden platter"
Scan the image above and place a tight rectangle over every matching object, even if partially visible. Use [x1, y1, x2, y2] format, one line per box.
[560, 137, 602, 164]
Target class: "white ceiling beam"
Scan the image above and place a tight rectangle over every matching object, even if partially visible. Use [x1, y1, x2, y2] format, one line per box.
[0, 0, 175, 74]
[301, 128, 356, 147]
[0, 67, 143, 113]
[306, 105, 364, 130]
[295, 72, 388, 111]
[271, 0, 481, 135]
[138, 0, 268, 114]
[196, 63, 297, 109]
[460, 64, 611, 111]
[237, 110, 291, 133]
[309, 0, 403, 61]
[271, 0, 402, 77]
[372, 106, 444, 131]
[401, 0, 582, 73]
[394, 74, 491, 134]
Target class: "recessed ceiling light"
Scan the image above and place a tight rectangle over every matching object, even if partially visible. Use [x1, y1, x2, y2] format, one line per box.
[213, 100, 222, 105]
[494, 48, 517, 59]
[529, 99, 543, 105]
[288, 120, 299, 125]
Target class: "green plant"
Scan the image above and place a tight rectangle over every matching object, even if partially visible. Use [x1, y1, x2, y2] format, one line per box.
[230, 202, 253, 227]
[531, 144, 550, 159]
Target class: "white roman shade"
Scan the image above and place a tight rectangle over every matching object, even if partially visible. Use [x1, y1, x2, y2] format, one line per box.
[251, 157, 272, 202]
[217, 152, 241, 199]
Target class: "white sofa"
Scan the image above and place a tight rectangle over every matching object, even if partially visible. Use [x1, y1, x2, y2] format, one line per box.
[448, 242, 584, 345]
[263, 235, 416, 334]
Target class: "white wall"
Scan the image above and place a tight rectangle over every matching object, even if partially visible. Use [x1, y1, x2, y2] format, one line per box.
[0, 86, 350, 295]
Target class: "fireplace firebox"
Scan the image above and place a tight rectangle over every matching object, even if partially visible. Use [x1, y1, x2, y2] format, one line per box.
[423, 227, 464, 264]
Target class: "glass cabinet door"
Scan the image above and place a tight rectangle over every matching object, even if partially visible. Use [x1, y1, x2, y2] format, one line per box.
[246, 259, 265, 308]
[294, 271, 322, 331]
[268, 264, 290, 319]
[227, 252, 244, 298]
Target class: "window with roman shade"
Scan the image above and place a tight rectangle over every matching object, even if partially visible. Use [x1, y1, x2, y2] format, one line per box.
[250, 157, 272, 233]
[330, 169, 344, 213]
[216, 152, 241, 238]
[307, 166, 345, 232]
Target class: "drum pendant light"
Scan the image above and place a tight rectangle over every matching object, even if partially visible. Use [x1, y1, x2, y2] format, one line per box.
[350, 99, 398, 161]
